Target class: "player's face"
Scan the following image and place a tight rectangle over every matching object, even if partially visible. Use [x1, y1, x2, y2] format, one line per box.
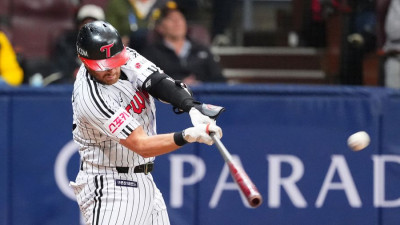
[87, 67, 121, 85]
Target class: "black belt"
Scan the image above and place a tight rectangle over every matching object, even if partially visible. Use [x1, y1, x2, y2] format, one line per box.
[80, 162, 154, 174]
[117, 162, 154, 174]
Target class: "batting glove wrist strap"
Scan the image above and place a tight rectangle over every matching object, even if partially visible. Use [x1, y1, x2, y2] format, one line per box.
[174, 131, 188, 146]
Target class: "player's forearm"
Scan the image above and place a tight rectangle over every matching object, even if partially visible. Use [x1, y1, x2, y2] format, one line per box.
[124, 133, 181, 158]
[120, 124, 222, 157]
[119, 126, 182, 158]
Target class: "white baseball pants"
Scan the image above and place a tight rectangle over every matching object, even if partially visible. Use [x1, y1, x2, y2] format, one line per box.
[70, 169, 170, 225]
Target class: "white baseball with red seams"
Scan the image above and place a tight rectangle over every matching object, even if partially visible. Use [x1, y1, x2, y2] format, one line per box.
[347, 131, 370, 151]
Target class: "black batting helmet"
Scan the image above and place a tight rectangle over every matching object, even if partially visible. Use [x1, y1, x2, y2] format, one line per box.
[76, 21, 129, 71]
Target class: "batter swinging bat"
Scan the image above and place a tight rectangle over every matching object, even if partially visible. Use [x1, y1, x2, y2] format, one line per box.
[210, 133, 263, 208]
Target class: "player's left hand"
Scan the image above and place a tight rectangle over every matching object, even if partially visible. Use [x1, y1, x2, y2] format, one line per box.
[189, 107, 215, 126]
[189, 103, 225, 126]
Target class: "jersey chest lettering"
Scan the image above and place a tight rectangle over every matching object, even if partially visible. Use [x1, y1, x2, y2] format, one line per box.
[125, 90, 149, 114]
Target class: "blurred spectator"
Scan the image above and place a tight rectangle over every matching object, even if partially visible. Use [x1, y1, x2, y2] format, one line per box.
[51, 4, 105, 84]
[105, 0, 170, 53]
[377, 0, 400, 88]
[210, 0, 237, 46]
[174, 0, 200, 21]
[291, 0, 328, 48]
[142, 5, 225, 85]
[0, 31, 23, 86]
[339, 0, 376, 85]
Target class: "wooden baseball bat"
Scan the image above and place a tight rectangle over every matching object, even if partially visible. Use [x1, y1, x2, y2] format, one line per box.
[210, 133, 263, 208]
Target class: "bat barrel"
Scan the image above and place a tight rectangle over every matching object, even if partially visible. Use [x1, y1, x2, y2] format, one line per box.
[229, 162, 263, 208]
[211, 133, 263, 208]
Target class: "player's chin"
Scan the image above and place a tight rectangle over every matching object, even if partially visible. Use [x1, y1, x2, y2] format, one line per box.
[102, 74, 119, 85]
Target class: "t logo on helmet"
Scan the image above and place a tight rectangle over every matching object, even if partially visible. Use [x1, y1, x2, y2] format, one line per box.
[100, 43, 115, 58]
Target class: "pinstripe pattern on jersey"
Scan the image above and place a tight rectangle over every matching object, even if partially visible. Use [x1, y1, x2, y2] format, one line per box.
[92, 175, 104, 225]
[70, 170, 170, 225]
[86, 72, 114, 118]
[72, 48, 170, 225]
[73, 64, 156, 167]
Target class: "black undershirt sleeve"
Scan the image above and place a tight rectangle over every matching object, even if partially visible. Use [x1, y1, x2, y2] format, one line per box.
[141, 72, 196, 112]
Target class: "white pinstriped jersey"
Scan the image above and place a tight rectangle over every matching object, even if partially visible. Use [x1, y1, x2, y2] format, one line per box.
[72, 47, 163, 168]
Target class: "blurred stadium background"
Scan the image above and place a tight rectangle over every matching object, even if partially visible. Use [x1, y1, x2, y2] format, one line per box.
[2, 0, 400, 225]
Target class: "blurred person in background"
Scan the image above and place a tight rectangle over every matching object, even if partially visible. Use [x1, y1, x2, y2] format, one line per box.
[291, 0, 328, 48]
[210, 0, 237, 46]
[51, 4, 105, 84]
[339, 0, 376, 85]
[142, 4, 225, 85]
[377, 0, 400, 88]
[0, 31, 23, 86]
[105, 0, 170, 53]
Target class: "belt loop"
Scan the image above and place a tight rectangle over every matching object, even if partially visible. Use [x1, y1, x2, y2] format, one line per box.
[144, 164, 149, 175]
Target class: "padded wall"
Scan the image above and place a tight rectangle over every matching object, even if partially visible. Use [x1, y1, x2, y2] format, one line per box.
[1, 84, 400, 225]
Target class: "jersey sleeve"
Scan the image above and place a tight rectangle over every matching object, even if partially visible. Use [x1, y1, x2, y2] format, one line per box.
[102, 107, 140, 138]
[76, 77, 141, 141]
[122, 47, 164, 88]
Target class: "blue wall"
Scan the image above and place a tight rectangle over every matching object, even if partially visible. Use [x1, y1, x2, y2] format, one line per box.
[1, 84, 400, 225]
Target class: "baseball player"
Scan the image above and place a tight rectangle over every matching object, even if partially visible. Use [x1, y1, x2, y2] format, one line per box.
[69, 21, 224, 225]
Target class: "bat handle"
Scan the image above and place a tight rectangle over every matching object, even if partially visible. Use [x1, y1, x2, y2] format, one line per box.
[210, 133, 233, 163]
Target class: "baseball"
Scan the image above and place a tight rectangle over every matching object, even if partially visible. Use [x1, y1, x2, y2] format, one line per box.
[347, 131, 370, 151]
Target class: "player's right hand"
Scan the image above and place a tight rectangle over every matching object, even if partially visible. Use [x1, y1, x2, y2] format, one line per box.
[183, 123, 223, 145]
